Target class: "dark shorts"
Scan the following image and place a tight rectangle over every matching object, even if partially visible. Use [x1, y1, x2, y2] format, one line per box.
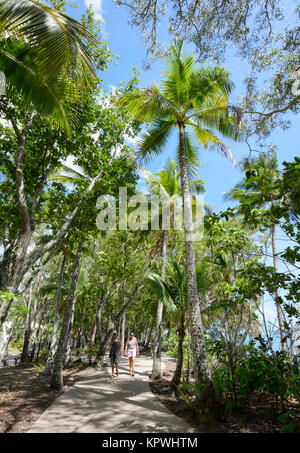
[110, 353, 119, 366]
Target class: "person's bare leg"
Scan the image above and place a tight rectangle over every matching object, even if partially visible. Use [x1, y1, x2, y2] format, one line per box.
[132, 357, 135, 375]
[116, 364, 119, 376]
[111, 364, 114, 377]
[128, 357, 131, 375]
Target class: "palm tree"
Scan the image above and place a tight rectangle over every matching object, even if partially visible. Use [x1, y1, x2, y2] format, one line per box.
[225, 150, 289, 353]
[142, 158, 210, 378]
[0, 0, 96, 132]
[147, 256, 187, 394]
[117, 41, 240, 408]
[147, 256, 211, 395]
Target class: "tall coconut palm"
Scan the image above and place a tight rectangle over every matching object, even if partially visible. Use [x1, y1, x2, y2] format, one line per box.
[0, 0, 96, 132]
[225, 150, 289, 353]
[142, 158, 210, 378]
[116, 42, 240, 408]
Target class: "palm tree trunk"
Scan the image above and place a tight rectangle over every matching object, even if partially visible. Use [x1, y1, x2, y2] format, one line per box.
[152, 229, 168, 379]
[271, 224, 288, 353]
[44, 252, 66, 375]
[178, 123, 213, 409]
[51, 243, 82, 389]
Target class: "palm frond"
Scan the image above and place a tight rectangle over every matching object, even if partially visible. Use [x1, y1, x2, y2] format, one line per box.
[116, 86, 177, 123]
[0, 0, 95, 80]
[224, 187, 261, 202]
[157, 158, 181, 197]
[192, 124, 236, 167]
[50, 162, 91, 185]
[146, 271, 177, 313]
[189, 178, 206, 194]
[0, 39, 77, 132]
[0, 0, 96, 133]
[185, 67, 234, 113]
[162, 42, 195, 108]
[135, 119, 174, 165]
[140, 167, 170, 199]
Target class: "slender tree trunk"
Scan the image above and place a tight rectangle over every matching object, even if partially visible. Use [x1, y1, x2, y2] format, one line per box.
[170, 317, 185, 395]
[121, 246, 127, 354]
[51, 243, 82, 389]
[20, 284, 35, 365]
[64, 296, 76, 367]
[0, 111, 116, 329]
[30, 298, 49, 362]
[178, 123, 213, 409]
[121, 309, 126, 354]
[271, 224, 289, 353]
[96, 305, 104, 345]
[146, 320, 154, 348]
[0, 228, 12, 291]
[0, 321, 8, 365]
[166, 320, 171, 339]
[44, 253, 66, 375]
[89, 320, 97, 347]
[1, 320, 16, 365]
[152, 229, 168, 378]
[186, 327, 192, 383]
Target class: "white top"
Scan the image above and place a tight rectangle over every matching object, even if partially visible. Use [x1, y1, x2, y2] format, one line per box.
[128, 338, 136, 349]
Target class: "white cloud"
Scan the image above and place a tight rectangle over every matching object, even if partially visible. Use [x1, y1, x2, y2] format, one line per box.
[84, 0, 104, 22]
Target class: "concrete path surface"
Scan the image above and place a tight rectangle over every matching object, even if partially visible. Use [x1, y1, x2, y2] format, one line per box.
[28, 356, 197, 433]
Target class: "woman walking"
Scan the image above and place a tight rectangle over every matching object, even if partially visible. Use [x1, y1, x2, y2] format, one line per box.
[108, 331, 121, 378]
[124, 332, 139, 376]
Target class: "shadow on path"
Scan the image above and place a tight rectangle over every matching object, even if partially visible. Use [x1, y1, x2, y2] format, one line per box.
[28, 356, 197, 433]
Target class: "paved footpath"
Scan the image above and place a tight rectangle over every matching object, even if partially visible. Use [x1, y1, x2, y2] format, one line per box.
[28, 356, 197, 433]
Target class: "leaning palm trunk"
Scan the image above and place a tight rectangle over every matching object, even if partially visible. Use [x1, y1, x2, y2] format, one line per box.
[271, 224, 289, 353]
[152, 230, 168, 378]
[51, 243, 82, 389]
[178, 123, 213, 408]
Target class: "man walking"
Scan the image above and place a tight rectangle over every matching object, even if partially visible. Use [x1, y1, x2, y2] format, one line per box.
[108, 331, 121, 378]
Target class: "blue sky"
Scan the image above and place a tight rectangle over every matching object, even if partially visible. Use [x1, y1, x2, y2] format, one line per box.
[73, 0, 299, 212]
[69, 1, 298, 325]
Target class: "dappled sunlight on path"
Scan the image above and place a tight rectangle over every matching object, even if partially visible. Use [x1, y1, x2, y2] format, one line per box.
[28, 356, 197, 433]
